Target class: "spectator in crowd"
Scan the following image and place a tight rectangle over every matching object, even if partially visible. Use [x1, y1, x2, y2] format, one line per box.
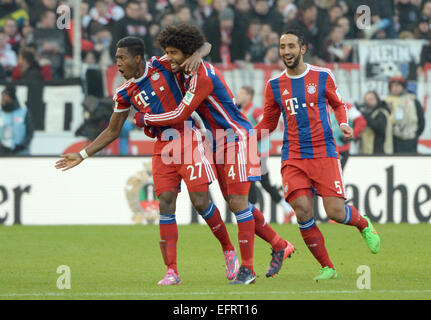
[192, 0, 213, 27]
[105, 0, 125, 21]
[385, 75, 425, 153]
[230, 0, 252, 63]
[263, 44, 280, 64]
[202, 0, 228, 61]
[0, 0, 29, 28]
[0, 84, 34, 155]
[90, 25, 114, 66]
[413, 16, 431, 39]
[12, 45, 52, 81]
[236, 85, 295, 223]
[285, 0, 325, 66]
[139, 1, 154, 25]
[358, 91, 393, 155]
[252, 0, 283, 34]
[281, 1, 297, 24]
[421, 0, 431, 20]
[175, 4, 196, 25]
[34, 9, 68, 79]
[245, 18, 266, 62]
[205, 6, 235, 64]
[320, 24, 353, 63]
[159, 11, 176, 29]
[89, 0, 114, 26]
[27, 0, 57, 27]
[335, 15, 354, 39]
[315, 0, 336, 37]
[3, 17, 22, 53]
[12, 49, 44, 82]
[0, 30, 17, 75]
[261, 24, 277, 46]
[318, 2, 344, 37]
[395, 0, 420, 33]
[114, 0, 154, 59]
[329, 103, 366, 169]
[20, 20, 34, 46]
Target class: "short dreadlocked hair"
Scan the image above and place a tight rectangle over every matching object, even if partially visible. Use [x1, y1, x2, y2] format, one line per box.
[157, 23, 205, 56]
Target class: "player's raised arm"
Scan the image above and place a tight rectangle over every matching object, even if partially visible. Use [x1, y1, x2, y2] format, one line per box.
[181, 42, 211, 74]
[254, 81, 282, 140]
[55, 110, 129, 171]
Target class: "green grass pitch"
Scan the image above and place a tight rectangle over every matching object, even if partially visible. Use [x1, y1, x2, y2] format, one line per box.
[1, 223, 430, 300]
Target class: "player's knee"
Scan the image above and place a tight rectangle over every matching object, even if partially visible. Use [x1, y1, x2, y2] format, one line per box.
[326, 206, 346, 223]
[228, 195, 248, 213]
[190, 195, 209, 213]
[323, 198, 346, 222]
[158, 192, 177, 213]
[290, 200, 312, 222]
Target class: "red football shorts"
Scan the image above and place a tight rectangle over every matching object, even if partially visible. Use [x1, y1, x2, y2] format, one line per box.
[215, 136, 261, 197]
[152, 129, 216, 197]
[281, 157, 346, 202]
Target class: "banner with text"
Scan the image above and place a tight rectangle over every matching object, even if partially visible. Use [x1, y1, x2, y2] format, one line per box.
[0, 156, 429, 225]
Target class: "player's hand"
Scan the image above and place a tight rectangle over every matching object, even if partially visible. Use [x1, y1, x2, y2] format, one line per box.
[143, 125, 157, 138]
[55, 153, 83, 171]
[181, 52, 201, 74]
[340, 124, 353, 140]
[133, 112, 147, 128]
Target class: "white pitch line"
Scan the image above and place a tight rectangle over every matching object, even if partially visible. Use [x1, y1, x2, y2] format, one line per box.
[1, 289, 431, 298]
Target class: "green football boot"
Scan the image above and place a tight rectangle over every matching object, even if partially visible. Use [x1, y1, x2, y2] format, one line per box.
[361, 216, 381, 254]
[313, 266, 338, 281]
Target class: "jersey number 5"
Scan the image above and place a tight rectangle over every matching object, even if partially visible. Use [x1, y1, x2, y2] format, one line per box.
[334, 180, 343, 194]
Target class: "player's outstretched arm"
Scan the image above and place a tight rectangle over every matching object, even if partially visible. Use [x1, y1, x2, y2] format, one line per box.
[55, 152, 84, 171]
[55, 111, 129, 171]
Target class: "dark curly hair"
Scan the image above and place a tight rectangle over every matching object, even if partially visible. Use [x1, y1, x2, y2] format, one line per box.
[157, 23, 205, 56]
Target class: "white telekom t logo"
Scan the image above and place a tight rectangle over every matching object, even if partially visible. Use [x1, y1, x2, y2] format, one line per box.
[285, 97, 315, 115]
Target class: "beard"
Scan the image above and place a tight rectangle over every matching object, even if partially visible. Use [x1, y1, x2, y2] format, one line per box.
[283, 52, 301, 69]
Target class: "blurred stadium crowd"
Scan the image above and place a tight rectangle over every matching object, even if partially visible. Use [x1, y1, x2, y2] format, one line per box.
[0, 0, 431, 81]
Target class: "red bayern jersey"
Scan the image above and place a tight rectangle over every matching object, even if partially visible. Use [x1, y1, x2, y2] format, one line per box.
[255, 63, 348, 160]
[143, 60, 254, 151]
[113, 55, 186, 133]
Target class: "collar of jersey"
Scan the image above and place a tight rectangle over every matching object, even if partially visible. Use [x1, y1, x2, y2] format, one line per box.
[284, 63, 310, 79]
[132, 62, 150, 83]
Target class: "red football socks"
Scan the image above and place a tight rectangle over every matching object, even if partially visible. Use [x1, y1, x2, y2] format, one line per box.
[234, 207, 255, 272]
[159, 214, 178, 273]
[298, 218, 334, 269]
[343, 205, 368, 231]
[200, 202, 235, 252]
[251, 204, 287, 252]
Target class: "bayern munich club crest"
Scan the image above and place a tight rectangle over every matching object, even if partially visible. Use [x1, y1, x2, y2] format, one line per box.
[306, 83, 317, 94]
[151, 71, 160, 81]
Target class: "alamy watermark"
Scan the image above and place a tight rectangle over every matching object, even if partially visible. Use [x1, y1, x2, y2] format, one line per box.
[356, 5, 371, 30]
[56, 265, 71, 290]
[356, 265, 371, 290]
[56, 5, 71, 30]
